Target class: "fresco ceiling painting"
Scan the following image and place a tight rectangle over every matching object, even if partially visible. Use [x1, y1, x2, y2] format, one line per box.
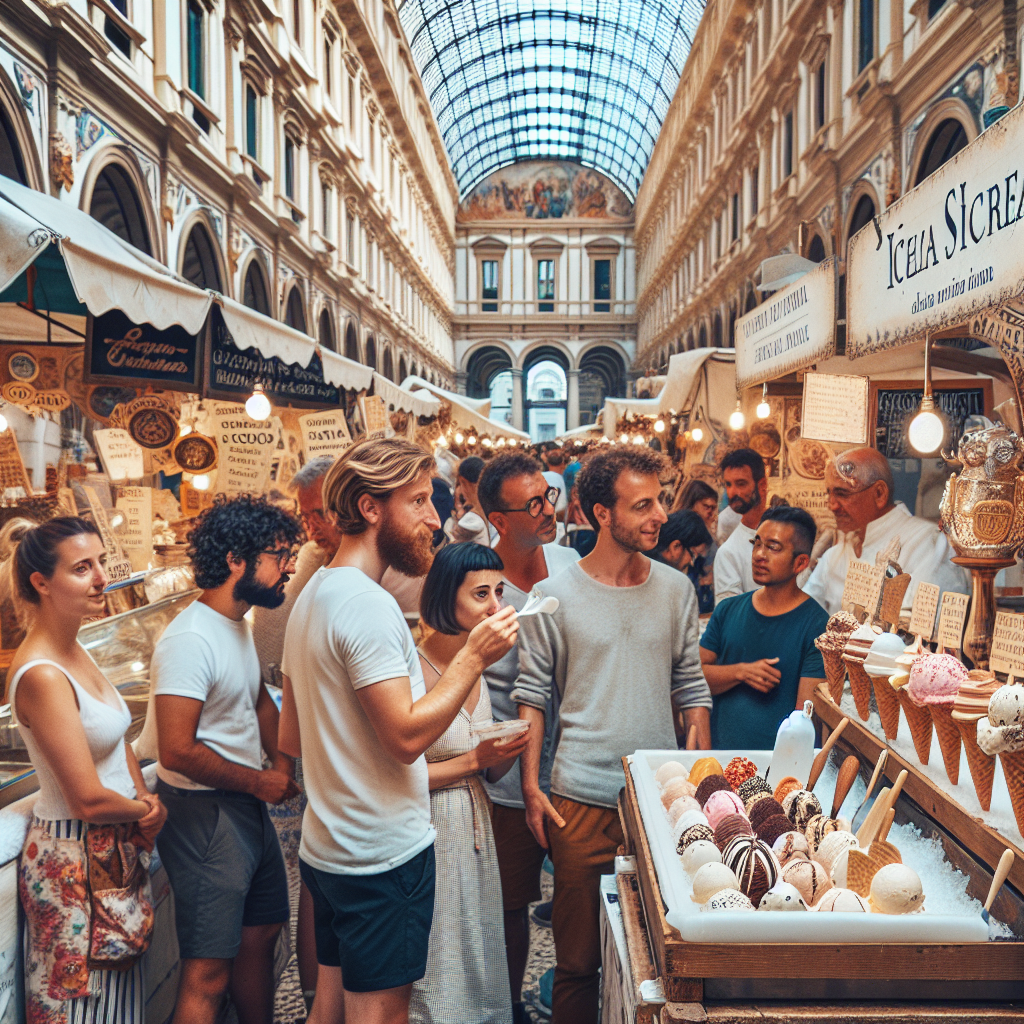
[396, 0, 706, 200]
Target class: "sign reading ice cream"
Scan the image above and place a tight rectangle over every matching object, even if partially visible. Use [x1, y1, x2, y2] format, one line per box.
[735, 257, 835, 390]
[848, 101, 1024, 357]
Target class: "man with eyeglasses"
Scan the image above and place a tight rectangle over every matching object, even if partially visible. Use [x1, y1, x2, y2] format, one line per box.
[803, 446, 968, 619]
[151, 494, 302, 1024]
[476, 453, 580, 1024]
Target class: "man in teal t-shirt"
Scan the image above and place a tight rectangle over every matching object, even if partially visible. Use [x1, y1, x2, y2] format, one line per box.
[700, 505, 828, 749]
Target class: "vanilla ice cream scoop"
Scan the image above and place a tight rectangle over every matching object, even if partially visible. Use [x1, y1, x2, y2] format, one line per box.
[868, 863, 925, 914]
[690, 862, 739, 904]
[862, 632, 907, 678]
[977, 681, 1024, 756]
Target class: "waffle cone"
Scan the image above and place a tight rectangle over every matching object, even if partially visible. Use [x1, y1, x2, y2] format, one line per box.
[896, 689, 933, 765]
[822, 651, 846, 704]
[928, 703, 961, 786]
[955, 717, 995, 812]
[998, 750, 1024, 839]
[844, 659, 872, 721]
[870, 674, 901, 740]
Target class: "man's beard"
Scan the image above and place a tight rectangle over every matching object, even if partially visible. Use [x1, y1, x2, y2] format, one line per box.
[377, 509, 434, 577]
[608, 510, 654, 554]
[234, 560, 288, 608]
[729, 492, 760, 515]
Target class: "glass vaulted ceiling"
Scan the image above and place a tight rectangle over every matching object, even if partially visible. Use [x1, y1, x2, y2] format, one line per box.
[396, 0, 706, 200]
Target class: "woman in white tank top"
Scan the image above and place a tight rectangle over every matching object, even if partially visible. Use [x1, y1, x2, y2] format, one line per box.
[5, 517, 166, 1024]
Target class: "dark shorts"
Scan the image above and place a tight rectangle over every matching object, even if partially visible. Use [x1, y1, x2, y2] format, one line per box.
[491, 802, 546, 912]
[299, 845, 435, 993]
[156, 781, 289, 960]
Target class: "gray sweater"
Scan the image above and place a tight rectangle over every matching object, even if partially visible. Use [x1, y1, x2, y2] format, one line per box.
[512, 559, 712, 809]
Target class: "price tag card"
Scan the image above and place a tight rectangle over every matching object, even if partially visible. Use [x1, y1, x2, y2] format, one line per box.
[359, 395, 391, 438]
[299, 410, 353, 460]
[840, 560, 884, 616]
[93, 429, 144, 482]
[990, 611, 1024, 675]
[213, 404, 277, 495]
[116, 486, 153, 573]
[936, 591, 970, 653]
[907, 582, 941, 641]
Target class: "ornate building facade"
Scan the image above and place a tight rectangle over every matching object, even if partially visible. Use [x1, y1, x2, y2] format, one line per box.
[633, 0, 1021, 374]
[0, 0, 456, 386]
[453, 160, 635, 433]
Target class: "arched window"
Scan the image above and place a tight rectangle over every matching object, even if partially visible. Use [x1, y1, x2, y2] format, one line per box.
[712, 312, 722, 348]
[345, 321, 359, 362]
[847, 194, 876, 247]
[365, 335, 377, 370]
[382, 348, 394, 381]
[318, 308, 335, 350]
[285, 287, 307, 334]
[807, 234, 826, 263]
[398, 356, 408, 382]
[698, 323, 707, 348]
[0, 104, 28, 185]
[915, 118, 968, 186]
[89, 164, 152, 255]
[181, 222, 222, 291]
[242, 259, 271, 315]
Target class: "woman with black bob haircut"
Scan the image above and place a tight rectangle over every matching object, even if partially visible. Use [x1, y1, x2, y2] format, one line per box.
[5, 516, 166, 1023]
[411, 542, 530, 1023]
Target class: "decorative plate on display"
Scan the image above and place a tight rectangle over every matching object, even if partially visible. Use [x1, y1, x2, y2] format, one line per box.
[789, 438, 830, 479]
[173, 433, 218, 472]
[8, 351, 39, 383]
[749, 422, 782, 459]
[129, 407, 178, 449]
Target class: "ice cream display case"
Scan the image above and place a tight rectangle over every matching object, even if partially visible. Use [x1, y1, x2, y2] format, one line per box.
[617, 735, 1024, 1007]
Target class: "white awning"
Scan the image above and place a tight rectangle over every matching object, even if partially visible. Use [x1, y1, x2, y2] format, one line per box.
[603, 396, 662, 437]
[373, 373, 440, 417]
[403, 376, 529, 439]
[657, 348, 735, 415]
[0, 175, 212, 334]
[217, 296, 373, 393]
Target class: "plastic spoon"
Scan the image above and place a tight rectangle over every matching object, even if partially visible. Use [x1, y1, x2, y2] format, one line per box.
[981, 849, 1015, 925]
[831, 755, 861, 819]
[806, 717, 849, 791]
[877, 807, 896, 844]
[850, 748, 888, 832]
[517, 595, 560, 617]
[857, 769, 908, 846]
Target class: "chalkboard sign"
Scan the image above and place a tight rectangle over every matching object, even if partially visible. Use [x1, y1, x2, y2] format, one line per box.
[205, 308, 339, 408]
[873, 383, 990, 459]
[85, 310, 202, 393]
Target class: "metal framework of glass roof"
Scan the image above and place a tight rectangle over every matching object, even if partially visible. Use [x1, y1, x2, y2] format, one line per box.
[396, 0, 705, 200]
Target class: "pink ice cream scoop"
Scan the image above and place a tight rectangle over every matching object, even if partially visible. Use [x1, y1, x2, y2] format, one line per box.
[703, 790, 747, 829]
[906, 653, 969, 707]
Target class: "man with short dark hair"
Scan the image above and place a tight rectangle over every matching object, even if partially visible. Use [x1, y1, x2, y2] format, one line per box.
[713, 447, 768, 605]
[513, 446, 711, 1024]
[700, 505, 828, 749]
[477, 451, 579, 1024]
[448, 455, 495, 546]
[153, 494, 303, 1024]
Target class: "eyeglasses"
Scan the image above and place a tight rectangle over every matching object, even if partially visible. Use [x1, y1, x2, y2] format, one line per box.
[261, 546, 299, 567]
[300, 508, 326, 527]
[494, 486, 560, 518]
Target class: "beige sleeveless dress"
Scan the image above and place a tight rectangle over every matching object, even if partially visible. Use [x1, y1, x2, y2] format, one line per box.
[409, 655, 512, 1024]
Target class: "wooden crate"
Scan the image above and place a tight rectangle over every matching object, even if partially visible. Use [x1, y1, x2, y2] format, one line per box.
[617, 752, 1024, 1006]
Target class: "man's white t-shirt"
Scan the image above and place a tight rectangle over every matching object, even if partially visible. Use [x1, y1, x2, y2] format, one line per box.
[713, 521, 757, 605]
[282, 566, 435, 875]
[151, 600, 264, 790]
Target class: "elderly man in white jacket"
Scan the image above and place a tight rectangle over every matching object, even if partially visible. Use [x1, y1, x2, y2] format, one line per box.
[804, 447, 969, 618]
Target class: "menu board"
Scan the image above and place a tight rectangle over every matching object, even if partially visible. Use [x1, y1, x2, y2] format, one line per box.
[802, 373, 869, 444]
[85, 310, 202, 392]
[299, 410, 352, 460]
[81, 484, 132, 583]
[840, 560, 884, 617]
[116, 486, 153, 573]
[206, 307, 339, 408]
[93, 428, 145, 482]
[907, 582, 941, 641]
[936, 591, 970, 653]
[990, 611, 1024, 675]
[213, 403, 277, 495]
[873, 385, 987, 459]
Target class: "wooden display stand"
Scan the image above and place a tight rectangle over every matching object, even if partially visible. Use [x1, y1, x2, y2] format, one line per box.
[615, 729, 1024, 1019]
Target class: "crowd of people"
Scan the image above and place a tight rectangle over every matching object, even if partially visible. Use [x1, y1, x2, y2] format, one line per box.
[4, 436, 973, 1024]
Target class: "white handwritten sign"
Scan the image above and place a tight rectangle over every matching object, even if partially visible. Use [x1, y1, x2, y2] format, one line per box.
[841, 560, 884, 616]
[116, 486, 153, 573]
[802, 373, 870, 444]
[735, 257, 835, 390]
[990, 611, 1024, 675]
[82, 484, 131, 583]
[936, 591, 970, 654]
[93, 429, 144, 482]
[359, 395, 391, 437]
[214, 404, 277, 495]
[299, 410, 352, 460]
[907, 581, 941, 641]
[848, 101, 1024, 357]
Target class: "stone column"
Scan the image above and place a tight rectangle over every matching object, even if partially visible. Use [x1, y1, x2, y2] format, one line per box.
[567, 369, 580, 430]
[511, 368, 525, 430]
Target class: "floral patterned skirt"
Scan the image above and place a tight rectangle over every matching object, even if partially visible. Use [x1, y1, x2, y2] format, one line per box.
[19, 818, 144, 1024]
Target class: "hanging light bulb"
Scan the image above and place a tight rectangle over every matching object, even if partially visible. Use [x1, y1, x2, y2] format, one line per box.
[192, 474, 210, 491]
[0, 409, 8, 433]
[482, 437, 493, 448]
[620, 433, 629, 444]
[690, 425, 704, 442]
[245, 382, 271, 421]
[508, 438, 517, 446]
[496, 437, 506, 447]
[436, 434, 448, 447]
[756, 383, 771, 420]
[729, 400, 746, 431]
[454, 432, 464, 444]
[632, 435, 644, 445]
[467, 435, 478, 446]
[908, 395, 944, 454]
[654, 419, 666, 433]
